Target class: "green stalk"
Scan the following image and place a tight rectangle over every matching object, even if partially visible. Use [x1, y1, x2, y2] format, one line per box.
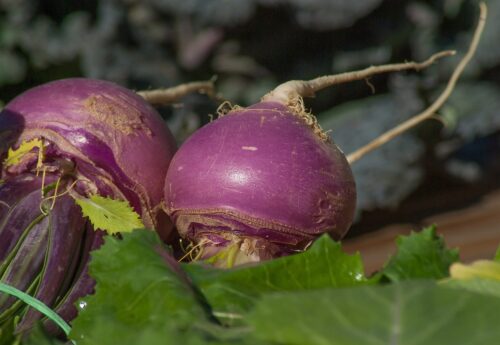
[0, 282, 73, 340]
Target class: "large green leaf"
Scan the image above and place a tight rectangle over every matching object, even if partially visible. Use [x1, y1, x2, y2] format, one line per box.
[185, 235, 369, 325]
[69, 230, 220, 345]
[247, 281, 500, 345]
[66, 230, 500, 345]
[380, 226, 459, 282]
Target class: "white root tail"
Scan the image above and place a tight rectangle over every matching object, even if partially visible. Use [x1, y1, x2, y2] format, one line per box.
[261, 50, 455, 105]
[137, 80, 216, 105]
[347, 2, 487, 164]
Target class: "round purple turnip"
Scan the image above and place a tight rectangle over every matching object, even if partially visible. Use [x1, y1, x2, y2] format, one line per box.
[0, 78, 176, 333]
[164, 99, 355, 266]
[163, 49, 467, 267]
[1, 78, 176, 228]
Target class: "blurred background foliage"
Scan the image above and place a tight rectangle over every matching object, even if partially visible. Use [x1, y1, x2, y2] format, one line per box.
[0, 0, 498, 237]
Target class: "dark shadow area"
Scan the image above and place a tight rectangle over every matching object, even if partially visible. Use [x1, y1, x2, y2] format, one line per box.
[347, 131, 500, 238]
[0, 109, 26, 173]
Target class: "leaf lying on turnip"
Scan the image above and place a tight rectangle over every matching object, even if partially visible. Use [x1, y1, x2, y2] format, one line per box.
[74, 195, 144, 235]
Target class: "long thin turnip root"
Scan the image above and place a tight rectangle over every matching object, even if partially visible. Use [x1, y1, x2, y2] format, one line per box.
[164, 4, 486, 268]
[137, 79, 217, 105]
[0, 78, 177, 333]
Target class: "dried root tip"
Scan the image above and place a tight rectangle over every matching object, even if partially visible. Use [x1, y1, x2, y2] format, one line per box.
[137, 80, 217, 106]
[178, 238, 212, 262]
[283, 96, 331, 143]
[39, 177, 80, 215]
[216, 101, 243, 118]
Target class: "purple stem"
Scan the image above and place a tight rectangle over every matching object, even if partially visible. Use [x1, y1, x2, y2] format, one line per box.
[0, 216, 49, 318]
[43, 228, 105, 335]
[0, 177, 48, 261]
[16, 195, 87, 332]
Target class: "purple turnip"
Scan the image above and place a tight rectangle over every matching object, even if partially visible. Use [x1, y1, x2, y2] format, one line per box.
[0, 78, 176, 332]
[165, 101, 356, 265]
[164, 3, 486, 267]
[1, 78, 176, 228]
[163, 53, 453, 266]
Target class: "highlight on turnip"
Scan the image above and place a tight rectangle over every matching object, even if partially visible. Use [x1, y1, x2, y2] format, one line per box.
[0, 78, 177, 332]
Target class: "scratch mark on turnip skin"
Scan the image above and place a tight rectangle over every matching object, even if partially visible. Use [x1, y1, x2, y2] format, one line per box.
[241, 146, 258, 151]
[222, 186, 245, 194]
[205, 128, 227, 177]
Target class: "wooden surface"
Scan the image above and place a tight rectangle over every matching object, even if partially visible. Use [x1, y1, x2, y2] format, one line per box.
[343, 188, 500, 274]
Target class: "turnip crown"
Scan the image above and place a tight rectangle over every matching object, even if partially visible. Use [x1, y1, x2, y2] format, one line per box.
[165, 101, 356, 265]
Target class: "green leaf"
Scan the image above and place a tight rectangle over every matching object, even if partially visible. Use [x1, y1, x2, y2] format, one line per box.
[67, 231, 500, 345]
[74, 195, 144, 234]
[69, 230, 229, 345]
[3, 139, 42, 167]
[380, 226, 459, 282]
[444, 278, 500, 299]
[0, 317, 20, 345]
[185, 235, 370, 325]
[0, 282, 71, 337]
[247, 281, 500, 345]
[495, 246, 500, 262]
[443, 260, 500, 298]
[450, 260, 500, 281]
[22, 324, 65, 345]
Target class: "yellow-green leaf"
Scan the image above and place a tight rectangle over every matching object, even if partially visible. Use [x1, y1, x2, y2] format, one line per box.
[4, 138, 42, 167]
[74, 195, 144, 234]
[450, 260, 500, 281]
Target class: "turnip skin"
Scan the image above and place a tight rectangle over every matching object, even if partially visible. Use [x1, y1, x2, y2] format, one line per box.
[165, 101, 356, 263]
